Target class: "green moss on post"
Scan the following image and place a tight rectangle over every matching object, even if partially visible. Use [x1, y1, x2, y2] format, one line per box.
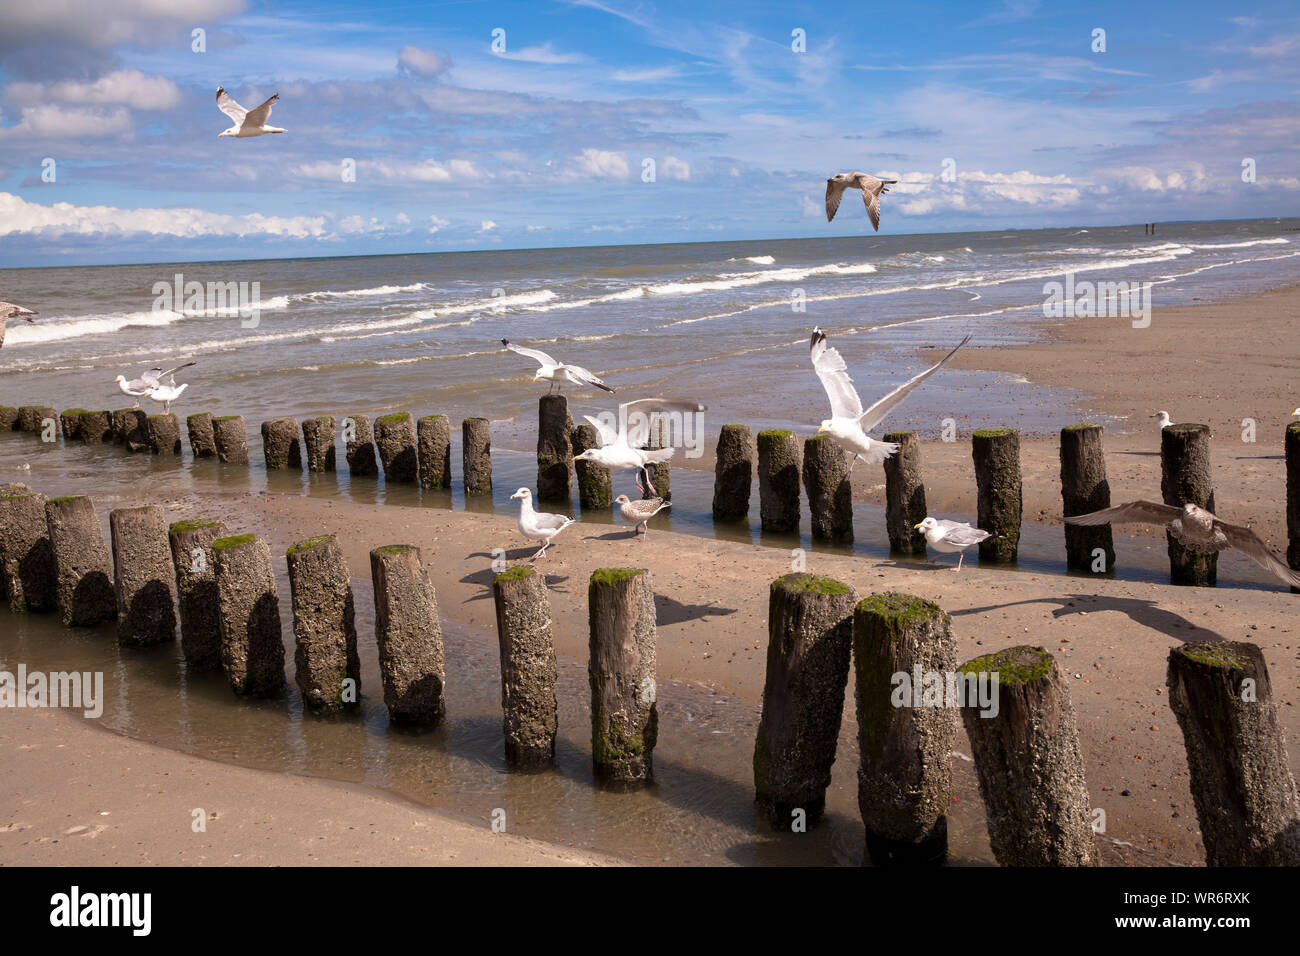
[213, 533, 255, 551]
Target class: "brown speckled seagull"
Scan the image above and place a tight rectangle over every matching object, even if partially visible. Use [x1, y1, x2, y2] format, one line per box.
[826, 171, 898, 231]
[615, 494, 670, 541]
[0, 301, 36, 349]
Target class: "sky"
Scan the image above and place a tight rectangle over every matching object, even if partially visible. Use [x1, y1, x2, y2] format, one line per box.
[0, 0, 1297, 265]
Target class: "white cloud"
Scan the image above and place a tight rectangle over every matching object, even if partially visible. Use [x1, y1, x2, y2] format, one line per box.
[428, 215, 449, 233]
[661, 156, 690, 180]
[5, 70, 182, 110]
[496, 43, 586, 65]
[397, 45, 450, 79]
[0, 0, 245, 51]
[292, 158, 483, 183]
[568, 148, 629, 180]
[0, 104, 132, 139]
[611, 66, 682, 82]
[480, 220, 496, 231]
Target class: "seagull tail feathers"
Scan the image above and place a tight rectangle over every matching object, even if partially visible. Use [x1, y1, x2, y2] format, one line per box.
[864, 440, 900, 463]
[644, 447, 675, 463]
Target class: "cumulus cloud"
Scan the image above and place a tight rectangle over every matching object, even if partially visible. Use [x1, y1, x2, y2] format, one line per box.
[428, 215, 449, 233]
[397, 45, 450, 79]
[293, 157, 482, 183]
[5, 70, 182, 110]
[0, 0, 245, 53]
[661, 155, 690, 180]
[568, 148, 629, 180]
[0, 104, 131, 138]
[480, 220, 496, 231]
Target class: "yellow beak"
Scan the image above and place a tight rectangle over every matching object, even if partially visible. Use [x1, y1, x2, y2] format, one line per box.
[913, 522, 923, 530]
[817, 425, 827, 433]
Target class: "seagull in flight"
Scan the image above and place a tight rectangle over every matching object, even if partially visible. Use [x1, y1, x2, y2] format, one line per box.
[826, 171, 898, 231]
[114, 362, 195, 408]
[811, 328, 971, 478]
[501, 339, 614, 394]
[574, 398, 706, 496]
[0, 301, 36, 349]
[216, 87, 285, 138]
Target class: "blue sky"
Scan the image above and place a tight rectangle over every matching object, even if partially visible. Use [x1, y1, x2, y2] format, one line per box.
[0, 0, 1297, 265]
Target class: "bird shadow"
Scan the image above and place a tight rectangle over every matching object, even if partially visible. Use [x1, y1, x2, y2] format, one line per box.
[1233, 454, 1284, 461]
[655, 594, 739, 625]
[951, 593, 1225, 644]
[583, 530, 637, 542]
[458, 551, 572, 601]
[1117, 451, 1160, 457]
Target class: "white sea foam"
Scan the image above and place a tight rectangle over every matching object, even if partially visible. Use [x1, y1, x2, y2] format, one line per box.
[295, 282, 432, 301]
[726, 255, 776, 265]
[409, 288, 558, 319]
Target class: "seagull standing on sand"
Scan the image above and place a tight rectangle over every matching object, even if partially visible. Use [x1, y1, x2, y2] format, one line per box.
[1153, 410, 1175, 433]
[501, 339, 614, 394]
[114, 362, 196, 408]
[1066, 500, 1300, 589]
[0, 301, 36, 349]
[216, 87, 285, 138]
[914, 516, 990, 571]
[573, 398, 706, 496]
[811, 327, 972, 479]
[510, 488, 575, 561]
[615, 494, 669, 541]
[826, 171, 898, 231]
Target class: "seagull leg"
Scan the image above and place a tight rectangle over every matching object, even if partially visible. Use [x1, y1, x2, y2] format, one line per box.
[841, 453, 861, 485]
[951, 553, 965, 573]
[641, 466, 658, 497]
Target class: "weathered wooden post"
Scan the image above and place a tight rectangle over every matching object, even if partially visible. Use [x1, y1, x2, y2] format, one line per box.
[462, 417, 493, 496]
[109, 506, 176, 646]
[1289, 421, 1300, 593]
[753, 573, 856, 829]
[116, 409, 149, 452]
[1060, 424, 1114, 574]
[641, 414, 671, 501]
[537, 395, 573, 502]
[45, 495, 117, 627]
[802, 435, 853, 543]
[375, 412, 418, 482]
[572, 423, 612, 510]
[301, 416, 336, 472]
[186, 412, 217, 458]
[1167, 641, 1300, 866]
[212, 415, 249, 464]
[370, 544, 445, 725]
[19, 406, 56, 436]
[757, 429, 801, 534]
[76, 410, 112, 445]
[883, 431, 927, 556]
[261, 417, 302, 470]
[213, 534, 286, 697]
[492, 566, 559, 767]
[286, 534, 359, 714]
[958, 645, 1098, 866]
[0, 488, 56, 613]
[168, 519, 226, 670]
[146, 414, 181, 456]
[416, 414, 452, 489]
[342, 413, 378, 477]
[854, 593, 955, 865]
[0, 407, 18, 431]
[60, 409, 84, 441]
[712, 424, 753, 521]
[588, 568, 658, 785]
[972, 427, 1022, 563]
[1161, 423, 1216, 585]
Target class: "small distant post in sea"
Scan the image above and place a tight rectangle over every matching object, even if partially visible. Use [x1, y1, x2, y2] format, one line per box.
[756, 429, 801, 534]
[212, 415, 249, 465]
[375, 412, 418, 483]
[213, 533, 286, 697]
[492, 565, 559, 768]
[186, 412, 217, 458]
[109, 505, 177, 647]
[536, 395, 573, 502]
[45, 495, 117, 627]
[301, 416, 337, 473]
[462, 417, 493, 496]
[416, 414, 452, 489]
[1160, 423, 1216, 585]
[146, 414, 182, 456]
[882, 431, 927, 556]
[286, 533, 360, 714]
[77, 411, 112, 445]
[588, 567, 658, 786]
[344, 413, 379, 477]
[0, 488, 56, 613]
[1285, 420, 1299, 593]
[113, 409, 149, 452]
[169, 518, 226, 670]
[972, 427, 1022, 564]
[801, 435, 853, 543]
[261, 417, 302, 470]
[1060, 424, 1114, 574]
[712, 424, 753, 522]
[571, 423, 612, 510]
[370, 544, 446, 726]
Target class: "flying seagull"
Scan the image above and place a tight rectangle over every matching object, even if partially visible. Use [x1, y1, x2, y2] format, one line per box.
[615, 494, 670, 541]
[1153, 410, 1174, 432]
[510, 488, 575, 561]
[114, 362, 196, 408]
[216, 87, 285, 138]
[574, 398, 706, 496]
[914, 516, 990, 571]
[501, 339, 614, 394]
[811, 327, 972, 478]
[0, 301, 36, 349]
[1066, 501, 1300, 590]
[826, 171, 898, 231]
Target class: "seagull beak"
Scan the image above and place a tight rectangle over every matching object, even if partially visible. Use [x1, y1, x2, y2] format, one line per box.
[913, 522, 923, 530]
[817, 425, 826, 433]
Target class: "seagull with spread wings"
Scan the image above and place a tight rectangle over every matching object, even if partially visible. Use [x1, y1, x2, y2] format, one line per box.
[811, 327, 971, 478]
[1066, 500, 1300, 590]
[826, 171, 898, 231]
[501, 339, 614, 394]
[216, 87, 285, 138]
[573, 398, 706, 496]
[0, 301, 36, 349]
[114, 362, 196, 408]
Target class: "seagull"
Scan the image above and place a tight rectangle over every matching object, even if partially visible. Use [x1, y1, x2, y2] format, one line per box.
[1066, 501, 1300, 590]
[501, 339, 614, 394]
[146, 382, 188, 414]
[615, 494, 670, 541]
[811, 328, 972, 479]
[0, 301, 36, 349]
[216, 87, 285, 138]
[573, 398, 706, 496]
[826, 171, 899, 231]
[1292, 408, 1298, 418]
[114, 362, 196, 408]
[913, 517, 990, 571]
[509, 488, 575, 561]
[1153, 410, 1174, 432]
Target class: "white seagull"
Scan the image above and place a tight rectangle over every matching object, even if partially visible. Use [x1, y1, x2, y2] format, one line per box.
[914, 516, 990, 571]
[1153, 410, 1175, 432]
[1066, 500, 1300, 590]
[114, 362, 196, 408]
[826, 171, 899, 231]
[615, 494, 670, 541]
[146, 382, 189, 414]
[216, 87, 285, 138]
[510, 488, 575, 561]
[1291, 408, 1298, 418]
[501, 339, 614, 394]
[573, 398, 706, 496]
[0, 301, 36, 349]
[811, 328, 972, 478]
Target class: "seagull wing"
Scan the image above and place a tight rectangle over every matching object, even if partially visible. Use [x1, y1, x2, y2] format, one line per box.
[564, 363, 615, 393]
[863, 189, 882, 231]
[0, 302, 36, 319]
[936, 522, 990, 546]
[157, 361, 196, 382]
[244, 93, 279, 127]
[582, 414, 619, 447]
[1064, 500, 1183, 527]
[1216, 521, 1300, 589]
[216, 87, 247, 123]
[825, 179, 847, 222]
[615, 398, 707, 444]
[140, 368, 164, 385]
[502, 339, 557, 368]
[532, 512, 574, 533]
[809, 327, 863, 420]
[858, 334, 973, 432]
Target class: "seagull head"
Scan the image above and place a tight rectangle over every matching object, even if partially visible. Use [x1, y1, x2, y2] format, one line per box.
[614, 494, 630, 505]
[913, 517, 938, 532]
[816, 419, 837, 435]
[574, 449, 596, 462]
[510, 487, 532, 500]
[1293, 408, 1299, 416]
[113, 375, 127, 384]
[218, 128, 235, 138]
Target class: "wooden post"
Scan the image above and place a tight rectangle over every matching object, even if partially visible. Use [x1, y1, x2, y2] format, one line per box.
[462, 417, 492, 496]
[375, 413, 418, 482]
[588, 568, 658, 785]
[60, 409, 84, 441]
[45, 495, 116, 627]
[301, 416, 336, 472]
[641, 414, 671, 501]
[1161, 423, 1216, 585]
[572, 423, 612, 510]
[370, 544, 445, 725]
[77, 411, 112, 445]
[0, 489, 56, 613]
[168, 519, 226, 670]
[492, 566, 559, 767]
[110, 506, 177, 646]
[801, 435, 853, 543]
[213, 534, 286, 697]
[883, 431, 928, 556]
[146, 414, 181, 456]
[753, 573, 856, 829]
[712, 424, 753, 521]
[1285, 422, 1299, 593]
[1060, 424, 1114, 573]
[972, 428, 1022, 563]
[113, 409, 149, 452]
[261, 417, 302, 470]
[186, 412, 217, 458]
[212, 415, 249, 465]
[286, 534, 360, 714]
[416, 414, 452, 489]
[1167, 641, 1300, 865]
[344, 413, 379, 477]
[757, 429, 801, 534]
[537, 395, 573, 502]
[0, 407, 18, 431]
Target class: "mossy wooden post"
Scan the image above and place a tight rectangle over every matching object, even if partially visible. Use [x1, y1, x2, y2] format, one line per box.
[588, 567, 658, 785]
[213, 534, 286, 697]
[972, 427, 1022, 564]
[641, 414, 671, 501]
[113, 409, 149, 452]
[537, 395, 573, 502]
[343, 413, 378, 477]
[572, 423, 612, 510]
[370, 544, 445, 725]
[168, 519, 226, 670]
[375, 412, 418, 483]
[301, 416, 336, 472]
[492, 566, 559, 768]
[753, 573, 857, 829]
[416, 414, 452, 488]
[958, 645, 1098, 866]
[757, 429, 801, 534]
[60, 409, 84, 441]
[802, 435, 853, 543]
[712, 424, 753, 521]
[1285, 422, 1299, 593]
[146, 414, 181, 456]
[287, 534, 360, 714]
[1060, 424, 1114, 574]
[261, 417, 302, 470]
[77, 410, 112, 445]
[1161, 423, 1216, 586]
[110, 506, 177, 647]
[883, 431, 928, 556]
[45, 495, 116, 627]
[0, 490, 56, 613]
[16, 406, 40, 433]
[854, 593, 955, 865]
[463, 417, 493, 496]
[1167, 641, 1300, 866]
[0, 407, 18, 431]
[186, 412, 217, 458]
[212, 415, 249, 465]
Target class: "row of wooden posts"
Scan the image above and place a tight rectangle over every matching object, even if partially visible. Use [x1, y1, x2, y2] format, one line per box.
[2, 478, 1297, 865]
[7, 400, 1300, 587]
